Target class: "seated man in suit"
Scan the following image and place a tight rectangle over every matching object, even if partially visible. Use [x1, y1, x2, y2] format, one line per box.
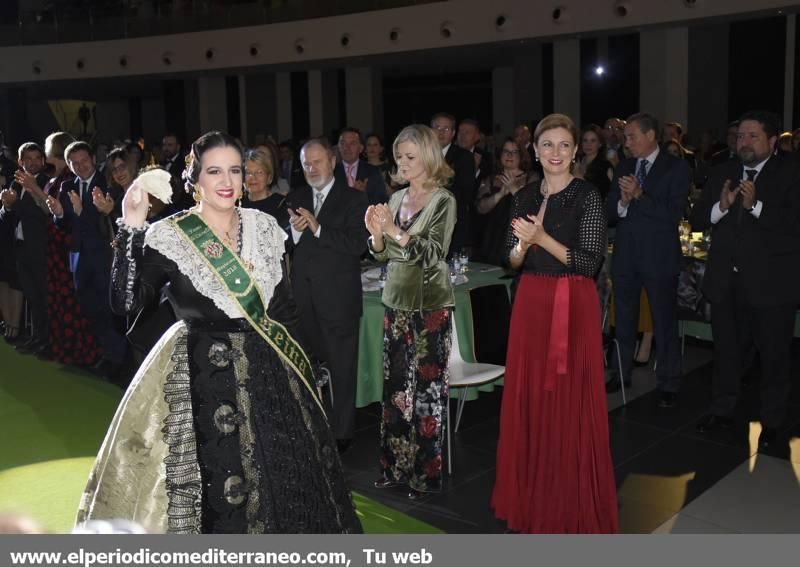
[334, 127, 388, 205]
[606, 112, 691, 408]
[286, 138, 369, 452]
[691, 110, 800, 450]
[160, 132, 192, 211]
[48, 141, 127, 378]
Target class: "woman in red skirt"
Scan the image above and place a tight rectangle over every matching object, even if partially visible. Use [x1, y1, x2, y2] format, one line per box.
[491, 114, 618, 533]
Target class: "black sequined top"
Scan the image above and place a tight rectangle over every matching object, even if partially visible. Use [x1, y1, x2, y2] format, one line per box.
[505, 178, 606, 278]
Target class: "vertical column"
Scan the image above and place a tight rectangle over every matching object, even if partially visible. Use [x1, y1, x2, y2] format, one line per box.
[197, 75, 227, 133]
[238, 75, 248, 144]
[321, 69, 341, 140]
[512, 44, 543, 128]
[640, 27, 688, 128]
[308, 69, 324, 137]
[688, 24, 729, 141]
[276, 71, 292, 141]
[492, 67, 514, 137]
[784, 14, 796, 129]
[345, 67, 377, 132]
[553, 38, 581, 125]
[244, 74, 277, 143]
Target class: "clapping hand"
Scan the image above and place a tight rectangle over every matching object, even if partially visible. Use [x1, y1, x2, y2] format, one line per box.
[619, 175, 643, 203]
[46, 194, 63, 217]
[718, 179, 739, 212]
[738, 179, 756, 210]
[0, 188, 17, 208]
[511, 214, 546, 248]
[92, 187, 115, 215]
[289, 207, 319, 234]
[68, 190, 82, 216]
[364, 205, 384, 237]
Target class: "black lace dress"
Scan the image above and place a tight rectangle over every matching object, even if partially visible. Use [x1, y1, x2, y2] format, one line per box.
[99, 209, 361, 534]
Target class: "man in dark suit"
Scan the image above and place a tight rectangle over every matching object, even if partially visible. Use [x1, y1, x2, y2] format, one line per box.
[690, 111, 800, 449]
[0, 143, 51, 355]
[457, 118, 492, 184]
[286, 138, 368, 452]
[279, 140, 306, 190]
[334, 127, 387, 205]
[606, 112, 691, 407]
[710, 121, 740, 167]
[432, 112, 475, 254]
[160, 133, 192, 211]
[49, 141, 126, 377]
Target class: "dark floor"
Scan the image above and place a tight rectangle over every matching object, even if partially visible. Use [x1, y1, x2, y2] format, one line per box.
[340, 342, 800, 533]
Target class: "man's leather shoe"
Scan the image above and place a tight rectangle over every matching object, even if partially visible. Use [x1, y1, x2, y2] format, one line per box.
[336, 439, 352, 454]
[374, 477, 400, 489]
[658, 392, 677, 408]
[16, 339, 43, 354]
[605, 377, 631, 393]
[696, 414, 734, 433]
[758, 427, 778, 450]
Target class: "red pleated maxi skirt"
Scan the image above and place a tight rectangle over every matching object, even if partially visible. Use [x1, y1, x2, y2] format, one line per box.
[492, 273, 618, 533]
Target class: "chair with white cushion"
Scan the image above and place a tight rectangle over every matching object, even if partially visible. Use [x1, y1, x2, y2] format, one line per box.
[445, 313, 505, 475]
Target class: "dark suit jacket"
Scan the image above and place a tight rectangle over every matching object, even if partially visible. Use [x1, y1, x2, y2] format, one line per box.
[0, 172, 51, 255]
[286, 180, 369, 324]
[57, 172, 121, 262]
[690, 154, 800, 306]
[607, 149, 691, 277]
[444, 143, 476, 250]
[334, 160, 388, 205]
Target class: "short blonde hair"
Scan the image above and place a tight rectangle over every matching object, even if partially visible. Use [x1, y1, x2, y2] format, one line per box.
[391, 124, 454, 190]
[244, 148, 274, 185]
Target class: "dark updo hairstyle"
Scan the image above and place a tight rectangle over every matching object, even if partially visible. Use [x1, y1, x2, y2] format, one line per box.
[182, 131, 245, 194]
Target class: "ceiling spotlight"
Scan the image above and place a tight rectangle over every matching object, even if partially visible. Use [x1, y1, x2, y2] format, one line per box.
[495, 15, 508, 30]
[32, 61, 42, 75]
[294, 39, 305, 55]
[162, 52, 173, 66]
[340, 34, 350, 48]
[205, 48, 215, 61]
[249, 44, 259, 57]
[389, 28, 400, 42]
[552, 6, 568, 23]
[595, 65, 605, 76]
[440, 22, 454, 39]
[119, 56, 128, 68]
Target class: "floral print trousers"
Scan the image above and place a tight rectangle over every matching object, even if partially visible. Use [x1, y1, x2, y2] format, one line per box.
[379, 307, 452, 492]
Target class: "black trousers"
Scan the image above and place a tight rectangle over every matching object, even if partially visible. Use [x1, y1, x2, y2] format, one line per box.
[15, 240, 48, 344]
[710, 271, 795, 428]
[612, 270, 682, 392]
[293, 277, 360, 441]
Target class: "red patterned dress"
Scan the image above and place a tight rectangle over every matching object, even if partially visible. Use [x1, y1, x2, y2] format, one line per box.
[44, 169, 102, 366]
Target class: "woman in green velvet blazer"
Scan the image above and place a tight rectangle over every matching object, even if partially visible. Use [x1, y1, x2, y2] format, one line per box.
[365, 124, 456, 499]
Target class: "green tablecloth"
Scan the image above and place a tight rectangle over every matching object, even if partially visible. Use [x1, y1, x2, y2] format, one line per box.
[356, 262, 510, 407]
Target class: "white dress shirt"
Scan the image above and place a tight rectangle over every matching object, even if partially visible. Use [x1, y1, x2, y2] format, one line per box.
[709, 157, 768, 224]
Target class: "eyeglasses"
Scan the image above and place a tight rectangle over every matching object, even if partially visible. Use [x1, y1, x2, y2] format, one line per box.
[110, 164, 129, 174]
[245, 170, 267, 178]
[432, 125, 452, 132]
[501, 149, 520, 156]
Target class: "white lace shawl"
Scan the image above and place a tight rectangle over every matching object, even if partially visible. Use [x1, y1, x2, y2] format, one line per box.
[143, 208, 287, 318]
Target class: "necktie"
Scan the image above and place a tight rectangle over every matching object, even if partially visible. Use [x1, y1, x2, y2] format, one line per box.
[345, 163, 356, 188]
[636, 159, 648, 188]
[314, 190, 325, 215]
[736, 169, 758, 224]
[80, 181, 88, 202]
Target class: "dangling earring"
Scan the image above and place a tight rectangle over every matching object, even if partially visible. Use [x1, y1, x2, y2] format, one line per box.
[535, 155, 540, 162]
[193, 189, 201, 204]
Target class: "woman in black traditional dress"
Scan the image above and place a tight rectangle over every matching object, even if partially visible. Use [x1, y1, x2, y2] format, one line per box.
[77, 131, 361, 534]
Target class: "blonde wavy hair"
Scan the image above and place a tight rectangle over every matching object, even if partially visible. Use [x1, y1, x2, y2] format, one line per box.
[391, 124, 454, 190]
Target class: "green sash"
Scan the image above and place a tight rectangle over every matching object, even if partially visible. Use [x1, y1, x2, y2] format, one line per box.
[170, 212, 323, 414]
